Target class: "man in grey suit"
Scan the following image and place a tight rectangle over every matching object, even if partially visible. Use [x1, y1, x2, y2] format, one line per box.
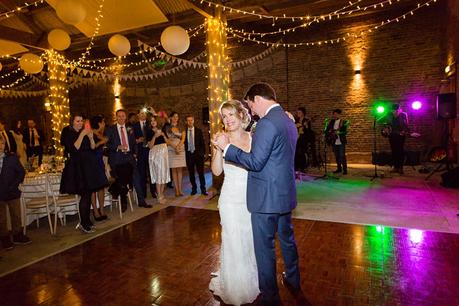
[215, 83, 301, 305]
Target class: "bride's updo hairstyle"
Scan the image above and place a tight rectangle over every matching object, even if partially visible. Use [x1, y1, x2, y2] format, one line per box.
[219, 100, 251, 130]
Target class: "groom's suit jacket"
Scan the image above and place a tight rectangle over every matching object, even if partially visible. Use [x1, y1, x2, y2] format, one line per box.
[225, 105, 298, 214]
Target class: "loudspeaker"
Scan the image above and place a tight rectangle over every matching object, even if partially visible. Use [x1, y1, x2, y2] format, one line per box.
[202, 106, 209, 125]
[436, 93, 457, 119]
[441, 166, 459, 188]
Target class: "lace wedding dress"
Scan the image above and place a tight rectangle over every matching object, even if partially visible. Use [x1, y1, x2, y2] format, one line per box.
[209, 160, 260, 305]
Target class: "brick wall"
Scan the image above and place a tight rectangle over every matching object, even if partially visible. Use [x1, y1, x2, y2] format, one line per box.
[2, 2, 452, 163]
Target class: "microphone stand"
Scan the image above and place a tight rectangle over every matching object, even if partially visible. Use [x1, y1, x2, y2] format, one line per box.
[315, 119, 339, 181]
[367, 116, 386, 181]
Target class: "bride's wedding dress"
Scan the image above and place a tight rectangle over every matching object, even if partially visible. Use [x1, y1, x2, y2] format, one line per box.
[209, 160, 259, 305]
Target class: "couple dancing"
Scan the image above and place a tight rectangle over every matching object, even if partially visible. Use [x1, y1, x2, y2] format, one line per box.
[209, 83, 301, 305]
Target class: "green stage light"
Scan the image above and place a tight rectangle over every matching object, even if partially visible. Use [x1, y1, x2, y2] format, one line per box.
[376, 106, 385, 114]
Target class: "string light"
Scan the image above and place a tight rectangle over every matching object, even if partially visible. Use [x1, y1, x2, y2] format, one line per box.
[0, 74, 29, 89]
[225, 0, 438, 47]
[224, 0, 402, 38]
[47, 49, 70, 156]
[0, 67, 21, 79]
[69, 0, 106, 67]
[206, 16, 230, 136]
[193, 0, 403, 25]
[0, 0, 44, 21]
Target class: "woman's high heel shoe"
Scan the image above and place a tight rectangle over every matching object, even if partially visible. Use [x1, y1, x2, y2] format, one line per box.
[76, 223, 95, 233]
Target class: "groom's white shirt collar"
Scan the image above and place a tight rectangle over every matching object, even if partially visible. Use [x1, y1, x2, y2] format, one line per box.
[264, 103, 280, 117]
[223, 103, 281, 156]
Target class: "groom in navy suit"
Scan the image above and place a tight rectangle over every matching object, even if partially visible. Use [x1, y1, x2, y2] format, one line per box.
[216, 83, 301, 305]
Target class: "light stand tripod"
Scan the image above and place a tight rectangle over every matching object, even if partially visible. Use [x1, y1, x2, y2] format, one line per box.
[315, 134, 339, 181]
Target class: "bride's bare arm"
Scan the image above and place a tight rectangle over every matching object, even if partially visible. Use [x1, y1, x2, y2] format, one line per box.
[211, 134, 224, 176]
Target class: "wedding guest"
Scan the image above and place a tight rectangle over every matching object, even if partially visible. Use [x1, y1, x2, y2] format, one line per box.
[11, 120, 27, 166]
[164, 112, 186, 196]
[184, 115, 207, 196]
[106, 109, 150, 210]
[90, 115, 108, 221]
[60, 114, 108, 233]
[0, 137, 30, 250]
[23, 119, 44, 166]
[0, 118, 17, 154]
[148, 116, 170, 204]
[133, 109, 154, 200]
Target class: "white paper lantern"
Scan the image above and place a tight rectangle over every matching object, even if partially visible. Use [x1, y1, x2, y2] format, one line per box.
[160, 26, 190, 56]
[19, 53, 44, 74]
[56, 0, 86, 25]
[48, 29, 71, 51]
[108, 34, 131, 57]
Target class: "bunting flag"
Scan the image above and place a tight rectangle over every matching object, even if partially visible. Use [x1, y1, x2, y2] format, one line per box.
[0, 89, 50, 98]
[230, 43, 279, 68]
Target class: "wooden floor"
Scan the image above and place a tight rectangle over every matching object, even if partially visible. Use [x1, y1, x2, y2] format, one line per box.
[1, 206, 459, 306]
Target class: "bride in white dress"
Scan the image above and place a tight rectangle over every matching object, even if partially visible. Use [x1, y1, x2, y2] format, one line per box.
[209, 100, 259, 305]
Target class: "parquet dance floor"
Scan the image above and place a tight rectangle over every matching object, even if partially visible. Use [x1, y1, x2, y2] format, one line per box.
[1, 206, 459, 305]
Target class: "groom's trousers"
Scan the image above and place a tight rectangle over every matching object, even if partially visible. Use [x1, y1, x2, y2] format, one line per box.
[251, 212, 300, 304]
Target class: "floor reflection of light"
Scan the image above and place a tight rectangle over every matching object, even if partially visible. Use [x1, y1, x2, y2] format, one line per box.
[150, 276, 161, 296]
[409, 229, 424, 244]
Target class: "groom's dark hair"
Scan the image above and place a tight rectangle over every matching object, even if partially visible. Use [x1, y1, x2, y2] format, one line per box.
[244, 82, 277, 102]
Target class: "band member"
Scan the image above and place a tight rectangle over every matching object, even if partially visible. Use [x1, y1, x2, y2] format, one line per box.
[388, 103, 409, 174]
[325, 109, 349, 174]
[295, 107, 316, 171]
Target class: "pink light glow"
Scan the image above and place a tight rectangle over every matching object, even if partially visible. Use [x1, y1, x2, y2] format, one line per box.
[411, 101, 422, 110]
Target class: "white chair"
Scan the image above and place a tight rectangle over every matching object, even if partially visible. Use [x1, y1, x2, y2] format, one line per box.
[20, 175, 54, 235]
[47, 173, 80, 234]
[105, 189, 134, 219]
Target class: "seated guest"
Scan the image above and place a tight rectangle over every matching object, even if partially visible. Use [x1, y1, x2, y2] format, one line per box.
[0, 137, 30, 250]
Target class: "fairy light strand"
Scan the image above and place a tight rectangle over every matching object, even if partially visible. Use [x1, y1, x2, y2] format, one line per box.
[226, 0, 438, 47]
[0, 0, 45, 20]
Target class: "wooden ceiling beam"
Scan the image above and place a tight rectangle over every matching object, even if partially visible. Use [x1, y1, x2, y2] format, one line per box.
[0, 25, 36, 46]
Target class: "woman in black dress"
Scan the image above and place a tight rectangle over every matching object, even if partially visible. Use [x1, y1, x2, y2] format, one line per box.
[60, 114, 108, 233]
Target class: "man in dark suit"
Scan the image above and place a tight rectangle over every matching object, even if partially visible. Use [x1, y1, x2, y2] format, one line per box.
[106, 109, 151, 210]
[133, 109, 155, 199]
[0, 118, 17, 154]
[325, 109, 349, 175]
[23, 119, 44, 166]
[215, 83, 301, 305]
[0, 137, 30, 250]
[184, 115, 207, 195]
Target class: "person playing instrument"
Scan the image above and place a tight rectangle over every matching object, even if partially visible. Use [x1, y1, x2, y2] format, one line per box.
[325, 109, 349, 175]
[388, 103, 409, 174]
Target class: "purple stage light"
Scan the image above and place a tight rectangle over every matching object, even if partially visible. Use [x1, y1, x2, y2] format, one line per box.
[411, 101, 422, 110]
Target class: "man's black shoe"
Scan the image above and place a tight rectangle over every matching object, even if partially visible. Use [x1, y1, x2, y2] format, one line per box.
[201, 191, 208, 196]
[333, 169, 342, 174]
[191, 189, 197, 195]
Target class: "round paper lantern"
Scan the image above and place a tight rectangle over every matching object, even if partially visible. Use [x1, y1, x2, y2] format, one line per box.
[48, 29, 71, 51]
[108, 34, 131, 57]
[19, 53, 44, 74]
[160, 26, 190, 55]
[56, 0, 86, 25]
